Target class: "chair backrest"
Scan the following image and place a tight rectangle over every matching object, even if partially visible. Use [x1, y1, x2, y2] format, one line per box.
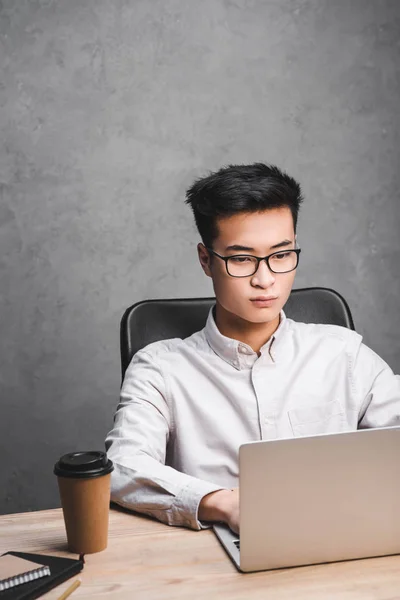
[120, 287, 355, 378]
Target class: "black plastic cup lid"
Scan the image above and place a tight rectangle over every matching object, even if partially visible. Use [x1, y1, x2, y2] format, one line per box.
[54, 451, 114, 479]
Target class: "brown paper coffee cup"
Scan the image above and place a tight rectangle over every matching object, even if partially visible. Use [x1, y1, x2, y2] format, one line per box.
[54, 451, 114, 554]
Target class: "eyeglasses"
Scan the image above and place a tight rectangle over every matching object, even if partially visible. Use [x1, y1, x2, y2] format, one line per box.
[206, 247, 301, 277]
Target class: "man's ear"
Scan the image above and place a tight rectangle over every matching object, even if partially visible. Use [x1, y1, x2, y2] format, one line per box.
[197, 243, 212, 278]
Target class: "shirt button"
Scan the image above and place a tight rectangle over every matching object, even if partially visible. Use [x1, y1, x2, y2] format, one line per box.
[264, 416, 273, 425]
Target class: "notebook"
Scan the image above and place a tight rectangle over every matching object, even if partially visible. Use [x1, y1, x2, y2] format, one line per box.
[0, 555, 50, 592]
[0, 552, 84, 600]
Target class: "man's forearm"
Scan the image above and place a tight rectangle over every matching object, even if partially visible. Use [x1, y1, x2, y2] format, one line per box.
[109, 456, 223, 529]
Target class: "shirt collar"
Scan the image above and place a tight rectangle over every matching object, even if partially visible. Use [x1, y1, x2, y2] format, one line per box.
[204, 305, 288, 370]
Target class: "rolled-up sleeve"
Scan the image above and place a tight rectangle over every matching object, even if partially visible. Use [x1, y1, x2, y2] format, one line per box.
[354, 342, 400, 428]
[105, 349, 223, 530]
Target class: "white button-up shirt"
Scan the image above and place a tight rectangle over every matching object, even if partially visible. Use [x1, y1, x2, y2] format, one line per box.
[106, 308, 400, 529]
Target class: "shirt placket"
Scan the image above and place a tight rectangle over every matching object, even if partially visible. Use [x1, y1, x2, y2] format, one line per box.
[250, 350, 280, 440]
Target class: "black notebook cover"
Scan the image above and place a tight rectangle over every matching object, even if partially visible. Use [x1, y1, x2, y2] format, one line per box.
[0, 552, 83, 600]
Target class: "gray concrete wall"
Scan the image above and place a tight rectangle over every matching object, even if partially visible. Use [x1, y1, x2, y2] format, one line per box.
[1, 0, 399, 514]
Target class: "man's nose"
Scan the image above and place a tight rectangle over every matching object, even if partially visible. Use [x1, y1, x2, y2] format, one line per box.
[250, 259, 276, 287]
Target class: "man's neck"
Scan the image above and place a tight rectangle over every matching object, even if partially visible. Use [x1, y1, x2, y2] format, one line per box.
[214, 302, 280, 355]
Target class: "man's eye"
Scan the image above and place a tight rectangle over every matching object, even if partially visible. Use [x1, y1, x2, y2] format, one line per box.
[274, 252, 291, 259]
[230, 256, 252, 263]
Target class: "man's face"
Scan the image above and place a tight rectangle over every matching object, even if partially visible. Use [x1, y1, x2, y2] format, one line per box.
[198, 207, 297, 325]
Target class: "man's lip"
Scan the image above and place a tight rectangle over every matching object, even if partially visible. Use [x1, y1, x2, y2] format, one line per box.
[251, 296, 278, 301]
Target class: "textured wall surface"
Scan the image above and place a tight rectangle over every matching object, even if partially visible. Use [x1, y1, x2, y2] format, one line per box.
[1, 0, 399, 514]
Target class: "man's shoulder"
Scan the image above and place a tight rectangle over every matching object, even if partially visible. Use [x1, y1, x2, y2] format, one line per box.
[287, 319, 363, 348]
[136, 328, 207, 360]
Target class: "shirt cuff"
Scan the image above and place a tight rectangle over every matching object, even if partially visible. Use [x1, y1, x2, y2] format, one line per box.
[172, 479, 226, 530]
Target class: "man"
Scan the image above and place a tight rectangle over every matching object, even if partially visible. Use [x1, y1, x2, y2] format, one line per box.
[106, 163, 400, 534]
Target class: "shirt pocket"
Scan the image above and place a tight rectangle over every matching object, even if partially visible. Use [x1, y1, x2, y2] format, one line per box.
[288, 399, 347, 437]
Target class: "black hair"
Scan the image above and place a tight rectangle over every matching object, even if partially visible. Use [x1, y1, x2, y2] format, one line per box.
[185, 163, 303, 247]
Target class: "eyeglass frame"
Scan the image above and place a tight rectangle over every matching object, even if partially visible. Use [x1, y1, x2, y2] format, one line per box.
[205, 247, 301, 277]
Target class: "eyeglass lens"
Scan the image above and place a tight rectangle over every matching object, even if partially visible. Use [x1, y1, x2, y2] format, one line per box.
[227, 250, 298, 276]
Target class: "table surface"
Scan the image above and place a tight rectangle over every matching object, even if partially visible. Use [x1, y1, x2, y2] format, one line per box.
[1, 507, 400, 599]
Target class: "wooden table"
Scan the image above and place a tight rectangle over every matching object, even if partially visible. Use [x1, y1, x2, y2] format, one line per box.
[1, 507, 400, 599]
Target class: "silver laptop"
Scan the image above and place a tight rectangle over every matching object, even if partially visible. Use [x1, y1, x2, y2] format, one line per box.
[213, 426, 400, 572]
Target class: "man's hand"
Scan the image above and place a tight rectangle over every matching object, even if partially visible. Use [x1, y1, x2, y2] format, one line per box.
[198, 488, 240, 534]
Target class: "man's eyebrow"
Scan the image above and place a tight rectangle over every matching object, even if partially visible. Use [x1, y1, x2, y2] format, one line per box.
[225, 244, 255, 252]
[225, 240, 293, 252]
[270, 239, 293, 250]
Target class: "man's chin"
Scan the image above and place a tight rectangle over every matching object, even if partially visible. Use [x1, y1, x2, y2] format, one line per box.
[216, 301, 282, 326]
[241, 305, 282, 325]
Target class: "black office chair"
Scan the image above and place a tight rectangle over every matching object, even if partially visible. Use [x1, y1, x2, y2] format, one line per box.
[120, 287, 355, 378]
